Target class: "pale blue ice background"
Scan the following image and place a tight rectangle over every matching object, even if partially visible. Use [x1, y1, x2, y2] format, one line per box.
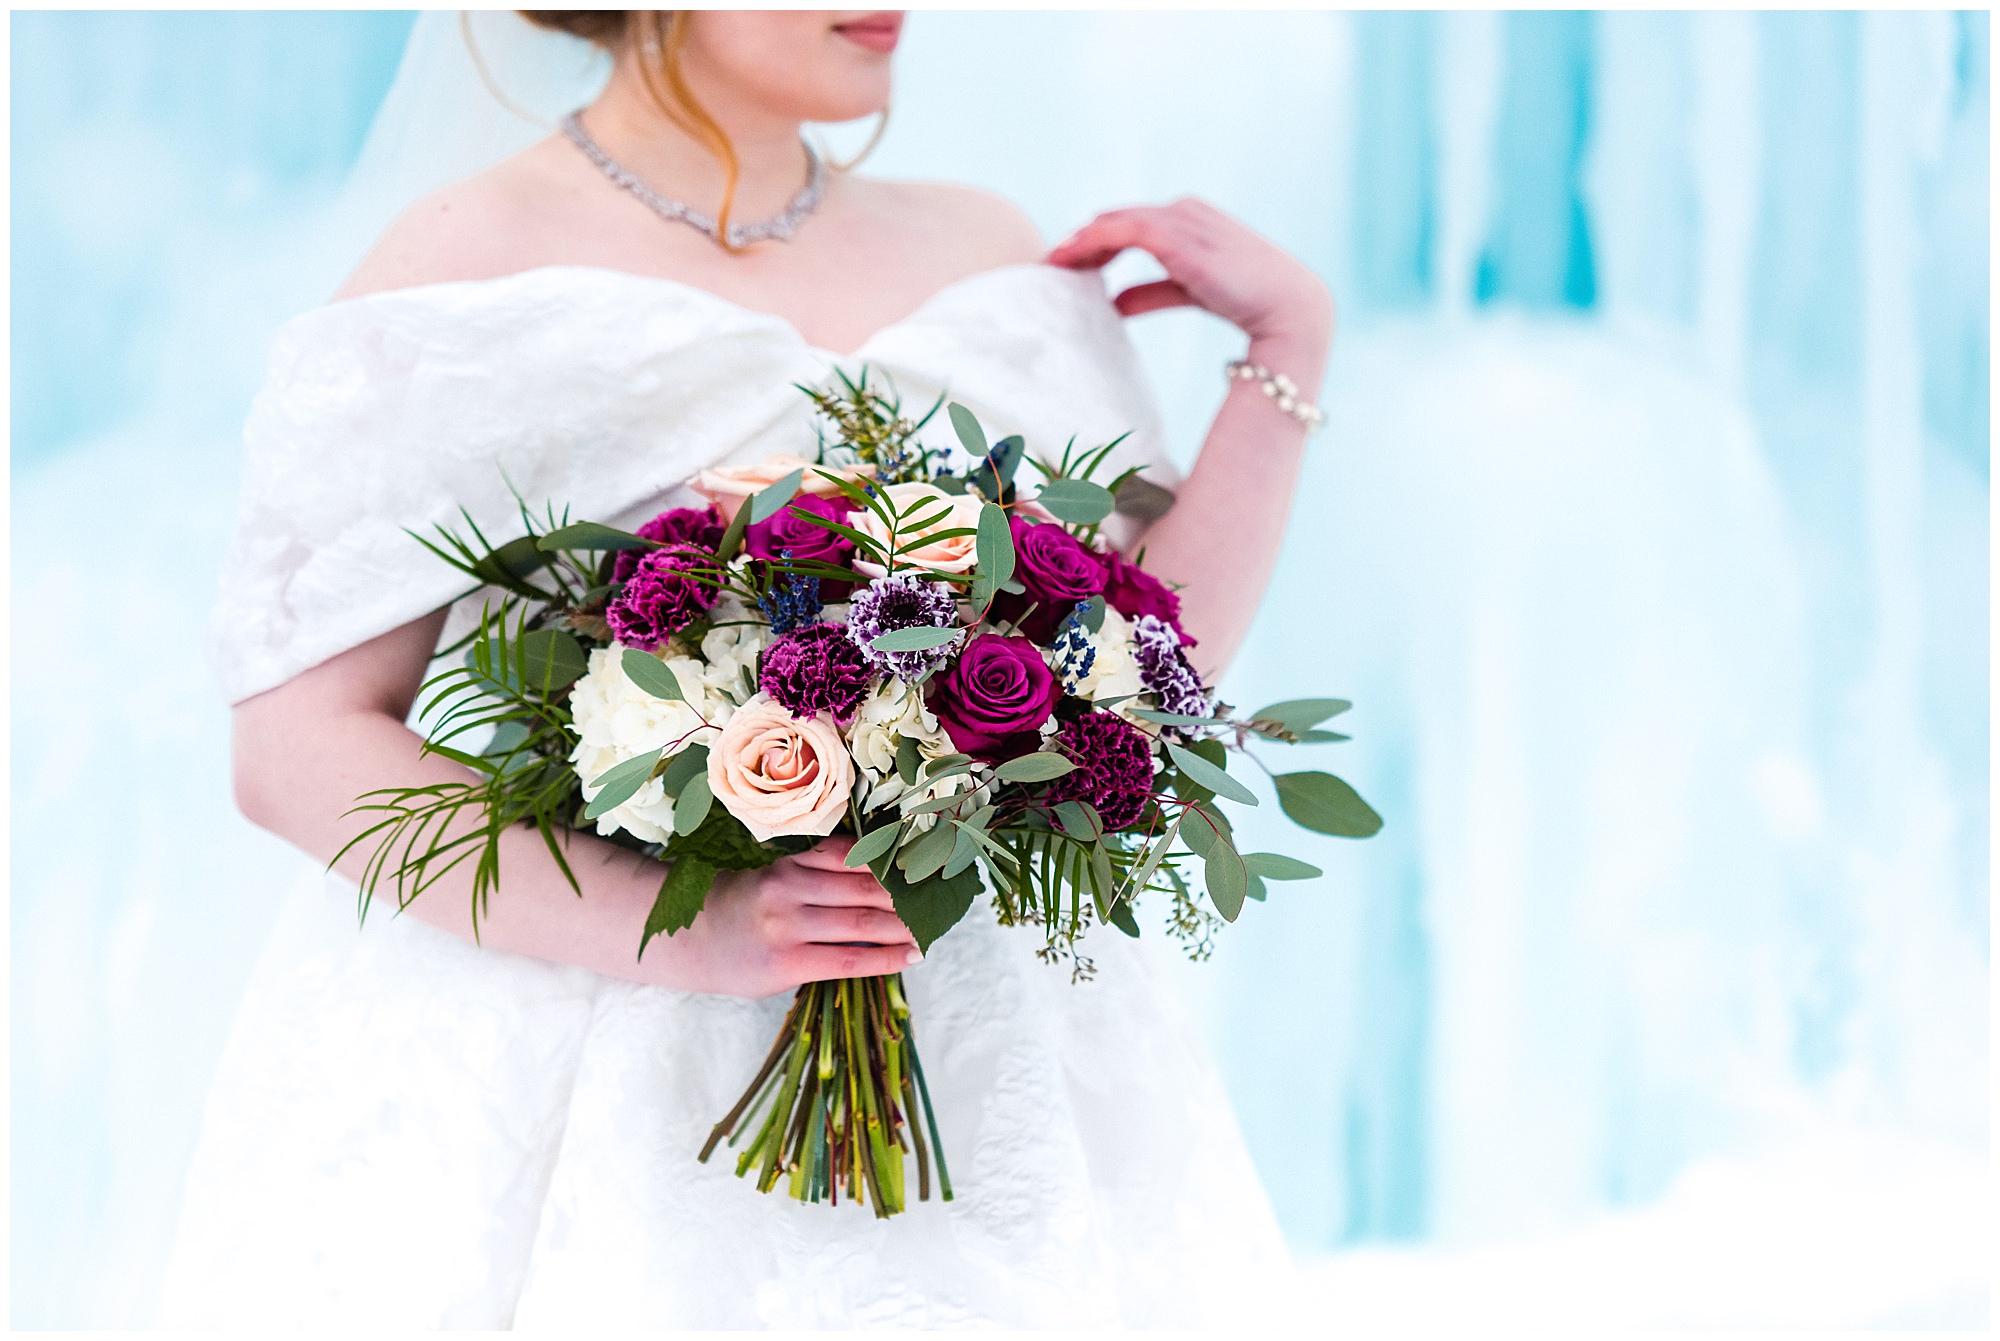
[9, 11, 1989, 1328]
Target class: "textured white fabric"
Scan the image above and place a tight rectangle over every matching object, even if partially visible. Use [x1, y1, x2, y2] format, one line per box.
[166, 263, 1296, 1329]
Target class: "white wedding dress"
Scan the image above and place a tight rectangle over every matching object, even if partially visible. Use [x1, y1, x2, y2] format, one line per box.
[160, 262, 1297, 1330]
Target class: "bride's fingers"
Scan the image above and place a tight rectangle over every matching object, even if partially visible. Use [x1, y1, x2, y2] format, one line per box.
[1046, 209, 1187, 270]
[785, 865, 897, 911]
[792, 905, 915, 947]
[785, 941, 923, 983]
[1113, 279, 1196, 317]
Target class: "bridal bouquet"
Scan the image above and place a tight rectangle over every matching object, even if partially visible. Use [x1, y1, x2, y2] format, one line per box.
[344, 372, 1380, 1217]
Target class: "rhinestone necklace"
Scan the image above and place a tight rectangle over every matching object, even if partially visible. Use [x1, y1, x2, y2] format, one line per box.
[561, 111, 827, 249]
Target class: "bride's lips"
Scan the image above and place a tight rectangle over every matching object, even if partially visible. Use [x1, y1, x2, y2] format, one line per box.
[832, 12, 902, 53]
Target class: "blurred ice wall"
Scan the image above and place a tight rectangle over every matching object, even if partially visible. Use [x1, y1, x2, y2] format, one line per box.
[9, 11, 1988, 1328]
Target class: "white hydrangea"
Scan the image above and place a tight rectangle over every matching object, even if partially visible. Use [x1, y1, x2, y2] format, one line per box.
[843, 677, 974, 833]
[697, 592, 769, 706]
[1070, 606, 1149, 725]
[569, 644, 738, 844]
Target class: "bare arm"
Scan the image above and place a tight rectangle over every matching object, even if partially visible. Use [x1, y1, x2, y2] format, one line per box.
[232, 612, 919, 997]
[1046, 199, 1335, 679]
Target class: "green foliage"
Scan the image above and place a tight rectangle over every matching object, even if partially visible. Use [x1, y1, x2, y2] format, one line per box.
[584, 748, 663, 819]
[642, 856, 716, 954]
[749, 468, 806, 523]
[994, 753, 1076, 784]
[1274, 771, 1383, 837]
[871, 850, 982, 954]
[621, 649, 686, 702]
[1033, 478, 1116, 525]
[1242, 852, 1323, 880]
[538, 521, 656, 552]
[1165, 741, 1257, 805]
[871, 626, 959, 652]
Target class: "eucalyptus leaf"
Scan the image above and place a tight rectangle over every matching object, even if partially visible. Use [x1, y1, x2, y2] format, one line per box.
[748, 468, 806, 524]
[1106, 897, 1142, 937]
[895, 734, 921, 787]
[673, 771, 714, 835]
[922, 752, 973, 777]
[972, 500, 1015, 604]
[1132, 708, 1218, 727]
[1251, 698, 1352, 733]
[1034, 477, 1116, 525]
[1244, 872, 1269, 903]
[537, 521, 656, 552]
[1180, 801, 1233, 861]
[1088, 842, 1115, 905]
[1274, 771, 1383, 837]
[897, 818, 958, 881]
[994, 752, 1077, 784]
[942, 825, 979, 879]
[967, 434, 1026, 503]
[1166, 741, 1258, 806]
[844, 821, 904, 868]
[1052, 799, 1103, 842]
[1297, 729, 1352, 744]
[870, 625, 960, 652]
[1075, 593, 1106, 634]
[1204, 844, 1249, 922]
[947, 401, 988, 457]
[659, 743, 710, 799]
[1241, 852, 1323, 880]
[621, 649, 687, 702]
[585, 747, 663, 819]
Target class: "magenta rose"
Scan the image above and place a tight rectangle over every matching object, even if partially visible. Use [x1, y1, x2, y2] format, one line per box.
[992, 516, 1107, 643]
[746, 494, 859, 598]
[612, 506, 725, 585]
[1102, 549, 1191, 643]
[930, 633, 1062, 761]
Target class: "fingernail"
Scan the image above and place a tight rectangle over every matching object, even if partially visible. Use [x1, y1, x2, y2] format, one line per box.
[905, 948, 922, 965]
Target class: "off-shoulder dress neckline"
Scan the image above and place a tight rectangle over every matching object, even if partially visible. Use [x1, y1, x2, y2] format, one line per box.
[314, 260, 1086, 361]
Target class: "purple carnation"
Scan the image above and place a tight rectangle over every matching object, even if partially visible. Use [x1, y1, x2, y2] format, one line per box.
[612, 507, 724, 585]
[845, 574, 962, 681]
[1132, 614, 1208, 717]
[1045, 710, 1155, 831]
[759, 623, 873, 723]
[605, 546, 718, 651]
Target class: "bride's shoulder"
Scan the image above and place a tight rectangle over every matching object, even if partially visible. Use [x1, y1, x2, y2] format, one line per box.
[846, 176, 1045, 269]
[334, 138, 584, 303]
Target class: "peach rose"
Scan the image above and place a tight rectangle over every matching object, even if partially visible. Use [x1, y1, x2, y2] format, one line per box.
[851, 482, 986, 577]
[706, 696, 856, 842]
[691, 452, 876, 515]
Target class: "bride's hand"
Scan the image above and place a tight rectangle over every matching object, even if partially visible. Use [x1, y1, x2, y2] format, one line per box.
[644, 837, 920, 999]
[1045, 197, 1334, 368]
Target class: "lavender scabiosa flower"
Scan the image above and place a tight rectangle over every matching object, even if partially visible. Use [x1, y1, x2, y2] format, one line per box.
[605, 546, 718, 651]
[1132, 614, 1209, 718]
[1045, 710, 1155, 831]
[759, 622, 873, 723]
[845, 573, 962, 681]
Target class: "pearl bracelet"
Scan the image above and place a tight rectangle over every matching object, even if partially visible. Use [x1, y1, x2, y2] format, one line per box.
[1225, 359, 1326, 432]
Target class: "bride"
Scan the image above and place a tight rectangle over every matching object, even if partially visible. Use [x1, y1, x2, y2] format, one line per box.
[164, 10, 1332, 1328]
